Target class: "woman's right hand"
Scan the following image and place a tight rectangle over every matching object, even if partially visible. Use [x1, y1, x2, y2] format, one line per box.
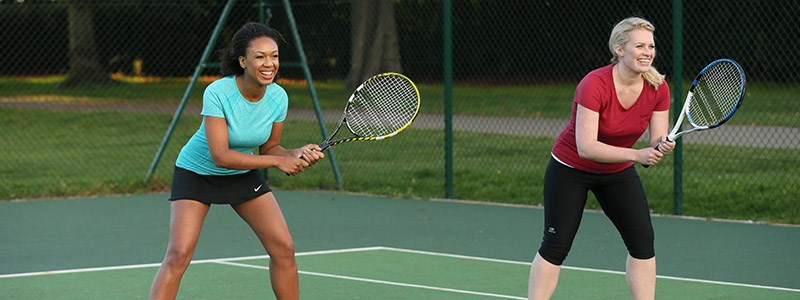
[638, 147, 665, 166]
[278, 156, 310, 176]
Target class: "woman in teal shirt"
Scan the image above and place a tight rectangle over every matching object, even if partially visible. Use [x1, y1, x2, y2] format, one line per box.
[149, 22, 323, 300]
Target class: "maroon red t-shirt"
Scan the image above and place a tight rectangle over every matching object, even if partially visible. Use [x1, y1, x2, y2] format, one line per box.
[551, 64, 670, 174]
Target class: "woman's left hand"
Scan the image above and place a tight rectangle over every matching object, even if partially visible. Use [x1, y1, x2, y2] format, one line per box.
[297, 144, 325, 165]
[656, 136, 676, 155]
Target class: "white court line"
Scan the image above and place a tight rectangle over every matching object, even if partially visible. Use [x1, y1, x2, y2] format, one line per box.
[381, 246, 800, 293]
[0, 246, 525, 299]
[0, 246, 382, 279]
[2, 246, 798, 295]
[216, 260, 525, 300]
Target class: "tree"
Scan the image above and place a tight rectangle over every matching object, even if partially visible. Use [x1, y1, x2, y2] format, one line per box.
[61, 0, 113, 87]
[344, 0, 402, 90]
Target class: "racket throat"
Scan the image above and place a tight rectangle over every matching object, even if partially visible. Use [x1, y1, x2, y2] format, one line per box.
[319, 142, 333, 151]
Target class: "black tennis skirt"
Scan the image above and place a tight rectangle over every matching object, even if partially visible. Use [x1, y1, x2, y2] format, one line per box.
[169, 166, 271, 205]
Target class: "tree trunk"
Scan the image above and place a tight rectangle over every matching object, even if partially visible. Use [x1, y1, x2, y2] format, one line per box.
[345, 0, 403, 90]
[61, 2, 113, 87]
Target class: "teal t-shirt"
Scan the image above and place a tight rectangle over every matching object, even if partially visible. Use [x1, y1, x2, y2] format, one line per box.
[176, 76, 288, 175]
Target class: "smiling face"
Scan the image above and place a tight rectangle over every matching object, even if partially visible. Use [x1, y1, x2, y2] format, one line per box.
[614, 28, 655, 74]
[238, 36, 279, 86]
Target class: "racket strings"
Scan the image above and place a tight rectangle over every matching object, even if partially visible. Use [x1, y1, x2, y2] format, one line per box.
[689, 62, 744, 126]
[346, 75, 419, 137]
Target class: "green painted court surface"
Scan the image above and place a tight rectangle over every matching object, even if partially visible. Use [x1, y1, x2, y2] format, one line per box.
[2, 191, 799, 299]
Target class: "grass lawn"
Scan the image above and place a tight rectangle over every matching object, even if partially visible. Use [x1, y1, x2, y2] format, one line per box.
[1, 76, 798, 224]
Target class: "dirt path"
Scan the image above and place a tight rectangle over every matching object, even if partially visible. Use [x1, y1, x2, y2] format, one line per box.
[3, 99, 797, 149]
[293, 109, 800, 150]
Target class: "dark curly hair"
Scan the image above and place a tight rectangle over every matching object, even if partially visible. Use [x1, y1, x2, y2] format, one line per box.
[219, 22, 285, 76]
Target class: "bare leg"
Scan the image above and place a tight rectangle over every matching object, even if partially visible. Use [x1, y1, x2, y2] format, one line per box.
[527, 252, 561, 300]
[232, 192, 299, 300]
[626, 255, 656, 300]
[150, 200, 210, 300]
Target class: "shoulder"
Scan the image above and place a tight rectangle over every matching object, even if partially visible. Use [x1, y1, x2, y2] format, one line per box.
[583, 64, 613, 81]
[578, 65, 613, 88]
[655, 79, 670, 102]
[646, 78, 670, 96]
[266, 82, 288, 102]
[658, 79, 669, 92]
[203, 76, 241, 107]
[268, 82, 287, 96]
[577, 65, 613, 91]
[207, 76, 237, 92]
[202, 76, 238, 115]
[574, 65, 615, 110]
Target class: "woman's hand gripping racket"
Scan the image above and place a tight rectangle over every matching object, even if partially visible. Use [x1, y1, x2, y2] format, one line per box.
[302, 72, 420, 159]
[645, 58, 746, 167]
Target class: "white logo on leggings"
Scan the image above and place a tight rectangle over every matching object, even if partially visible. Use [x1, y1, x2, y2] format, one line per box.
[547, 227, 556, 234]
[254, 184, 262, 192]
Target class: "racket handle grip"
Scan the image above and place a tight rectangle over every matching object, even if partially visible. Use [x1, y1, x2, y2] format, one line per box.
[641, 142, 663, 168]
[642, 135, 675, 168]
[287, 150, 312, 176]
[290, 144, 329, 175]
[298, 143, 330, 160]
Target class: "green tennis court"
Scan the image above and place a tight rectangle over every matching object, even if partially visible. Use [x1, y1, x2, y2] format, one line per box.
[2, 191, 798, 299]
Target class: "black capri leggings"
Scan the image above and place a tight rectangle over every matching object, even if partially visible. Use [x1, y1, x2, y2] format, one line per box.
[537, 157, 655, 265]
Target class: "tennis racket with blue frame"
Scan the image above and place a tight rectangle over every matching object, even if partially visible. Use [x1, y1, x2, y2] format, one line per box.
[645, 58, 746, 167]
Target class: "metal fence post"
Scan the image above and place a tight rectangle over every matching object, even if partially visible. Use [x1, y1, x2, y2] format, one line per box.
[672, 0, 684, 215]
[443, 0, 453, 199]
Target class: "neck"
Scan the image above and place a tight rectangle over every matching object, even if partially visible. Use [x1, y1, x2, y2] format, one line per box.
[237, 75, 266, 101]
[613, 63, 643, 86]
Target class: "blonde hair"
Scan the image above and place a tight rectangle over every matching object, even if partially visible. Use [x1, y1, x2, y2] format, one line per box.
[608, 17, 665, 89]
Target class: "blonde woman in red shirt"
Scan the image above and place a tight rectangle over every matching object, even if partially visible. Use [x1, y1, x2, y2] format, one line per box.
[527, 17, 675, 300]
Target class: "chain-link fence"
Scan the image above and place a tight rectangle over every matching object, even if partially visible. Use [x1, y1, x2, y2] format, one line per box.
[1, 0, 798, 224]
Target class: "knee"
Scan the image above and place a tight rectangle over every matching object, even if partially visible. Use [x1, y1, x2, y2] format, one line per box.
[268, 238, 296, 266]
[623, 229, 655, 260]
[537, 229, 578, 266]
[162, 246, 195, 270]
[537, 243, 570, 266]
[629, 248, 655, 260]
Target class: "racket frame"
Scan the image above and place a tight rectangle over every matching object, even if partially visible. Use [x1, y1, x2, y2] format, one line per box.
[644, 59, 745, 168]
[318, 72, 420, 151]
[666, 58, 746, 142]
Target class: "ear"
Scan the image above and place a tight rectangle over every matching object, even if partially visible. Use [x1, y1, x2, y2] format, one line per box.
[238, 56, 246, 69]
[614, 45, 624, 58]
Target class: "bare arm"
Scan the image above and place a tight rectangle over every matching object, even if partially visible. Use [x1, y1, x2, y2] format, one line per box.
[259, 122, 324, 166]
[204, 116, 322, 175]
[574, 104, 665, 165]
[648, 110, 675, 154]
